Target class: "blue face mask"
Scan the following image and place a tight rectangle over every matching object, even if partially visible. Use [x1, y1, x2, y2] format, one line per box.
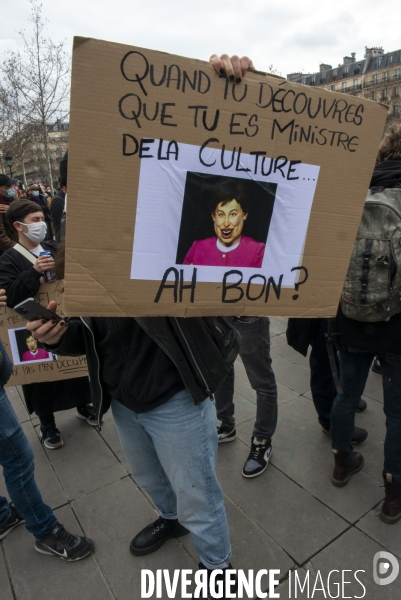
[7, 188, 15, 198]
[32, 191, 39, 197]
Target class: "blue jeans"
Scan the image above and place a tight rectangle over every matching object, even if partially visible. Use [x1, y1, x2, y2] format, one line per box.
[214, 317, 278, 441]
[111, 389, 231, 569]
[331, 350, 401, 483]
[0, 387, 57, 539]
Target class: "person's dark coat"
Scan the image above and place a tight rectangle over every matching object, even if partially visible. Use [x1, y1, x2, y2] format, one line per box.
[50, 190, 65, 242]
[46, 316, 240, 426]
[0, 241, 91, 416]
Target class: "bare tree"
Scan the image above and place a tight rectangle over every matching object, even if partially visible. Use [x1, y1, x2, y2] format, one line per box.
[1, 0, 70, 193]
[267, 64, 282, 77]
[0, 83, 38, 186]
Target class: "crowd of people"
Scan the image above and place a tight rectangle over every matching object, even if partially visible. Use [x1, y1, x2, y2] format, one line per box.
[0, 53, 400, 597]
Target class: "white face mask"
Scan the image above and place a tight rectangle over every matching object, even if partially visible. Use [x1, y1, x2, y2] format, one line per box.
[18, 221, 47, 244]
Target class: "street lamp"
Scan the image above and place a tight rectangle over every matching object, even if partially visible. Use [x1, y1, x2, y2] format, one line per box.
[3, 154, 13, 178]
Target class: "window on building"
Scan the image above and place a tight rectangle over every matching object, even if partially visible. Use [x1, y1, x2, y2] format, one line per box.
[331, 84, 335, 91]
[342, 81, 346, 91]
[372, 74, 377, 84]
[377, 57, 382, 68]
[395, 86, 400, 97]
[371, 91, 376, 101]
[383, 71, 388, 81]
[302, 78, 306, 85]
[343, 67, 348, 77]
[332, 69, 337, 77]
[395, 68, 401, 80]
[394, 105, 399, 116]
[310, 76, 315, 85]
[382, 88, 388, 99]
[353, 79, 358, 89]
[389, 55, 393, 64]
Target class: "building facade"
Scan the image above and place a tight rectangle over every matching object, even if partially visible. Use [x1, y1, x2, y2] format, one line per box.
[1, 122, 68, 186]
[287, 47, 401, 131]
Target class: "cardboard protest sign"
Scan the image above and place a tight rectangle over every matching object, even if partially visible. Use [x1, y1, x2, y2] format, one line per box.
[0, 281, 88, 386]
[66, 37, 388, 317]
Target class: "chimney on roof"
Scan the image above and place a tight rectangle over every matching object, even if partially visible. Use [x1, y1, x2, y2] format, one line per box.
[319, 63, 332, 73]
[365, 47, 384, 58]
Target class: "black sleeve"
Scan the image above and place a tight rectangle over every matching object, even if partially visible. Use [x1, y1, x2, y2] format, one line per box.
[50, 196, 65, 231]
[0, 250, 42, 308]
[44, 319, 87, 357]
[286, 318, 319, 357]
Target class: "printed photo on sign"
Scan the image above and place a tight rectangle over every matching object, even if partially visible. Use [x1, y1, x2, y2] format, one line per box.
[176, 174, 276, 269]
[8, 327, 56, 366]
[130, 140, 319, 286]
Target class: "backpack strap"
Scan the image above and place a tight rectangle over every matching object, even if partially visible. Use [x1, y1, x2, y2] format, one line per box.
[13, 243, 37, 266]
[360, 238, 373, 304]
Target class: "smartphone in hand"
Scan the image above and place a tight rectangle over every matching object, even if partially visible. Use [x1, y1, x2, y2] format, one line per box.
[14, 298, 63, 323]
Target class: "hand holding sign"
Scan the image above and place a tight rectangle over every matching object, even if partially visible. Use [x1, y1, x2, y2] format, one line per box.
[209, 53, 255, 83]
[0, 289, 6, 307]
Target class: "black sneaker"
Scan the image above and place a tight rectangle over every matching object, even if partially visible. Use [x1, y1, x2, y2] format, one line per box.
[198, 562, 237, 599]
[35, 522, 94, 561]
[40, 424, 63, 449]
[130, 516, 189, 556]
[0, 504, 25, 540]
[242, 437, 272, 478]
[322, 426, 368, 445]
[76, 405, 104, 426]
[217, 423, 236, 444]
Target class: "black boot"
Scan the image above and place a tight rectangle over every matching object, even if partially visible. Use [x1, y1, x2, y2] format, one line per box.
[331, 449, 364, 487]
[130, 516, 189, 555]
[380, 476, 401, 524]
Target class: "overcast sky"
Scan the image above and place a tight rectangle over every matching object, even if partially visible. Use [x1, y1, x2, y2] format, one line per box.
[1, 0, 400, 76]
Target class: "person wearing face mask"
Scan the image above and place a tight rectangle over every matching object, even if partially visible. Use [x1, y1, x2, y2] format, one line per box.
[0, 174, 18, 255]
[0, 200, 100, 450]
[28, 185, 52, 241]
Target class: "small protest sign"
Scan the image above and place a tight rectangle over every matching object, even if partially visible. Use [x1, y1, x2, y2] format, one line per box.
[65, 38, 388, 317]
[0, 281, 88, 386]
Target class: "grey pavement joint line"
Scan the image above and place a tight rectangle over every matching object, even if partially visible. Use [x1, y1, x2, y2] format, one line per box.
[68, 503, 119, 599]
[94, 426, 131, 473]
[0, 540, 17, 600]
[223, 493, 297, 570]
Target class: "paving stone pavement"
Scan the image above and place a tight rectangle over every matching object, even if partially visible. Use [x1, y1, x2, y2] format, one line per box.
[1, 317, 400, 599]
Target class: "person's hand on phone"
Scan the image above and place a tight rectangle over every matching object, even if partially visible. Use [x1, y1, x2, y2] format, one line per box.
[0, 289, 7, 307]
[33, 254, 55, 275]
[26, 301, 67, 346]
[209, 54, 255, 84]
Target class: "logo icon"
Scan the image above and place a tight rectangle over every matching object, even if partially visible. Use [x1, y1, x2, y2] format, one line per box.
[373, 551, 400, 586]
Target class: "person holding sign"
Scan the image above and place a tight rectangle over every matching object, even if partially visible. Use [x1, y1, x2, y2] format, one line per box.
[183, 179, 265, 268]
[0, 289, 94, 560]
[0, 200, 98, 450]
